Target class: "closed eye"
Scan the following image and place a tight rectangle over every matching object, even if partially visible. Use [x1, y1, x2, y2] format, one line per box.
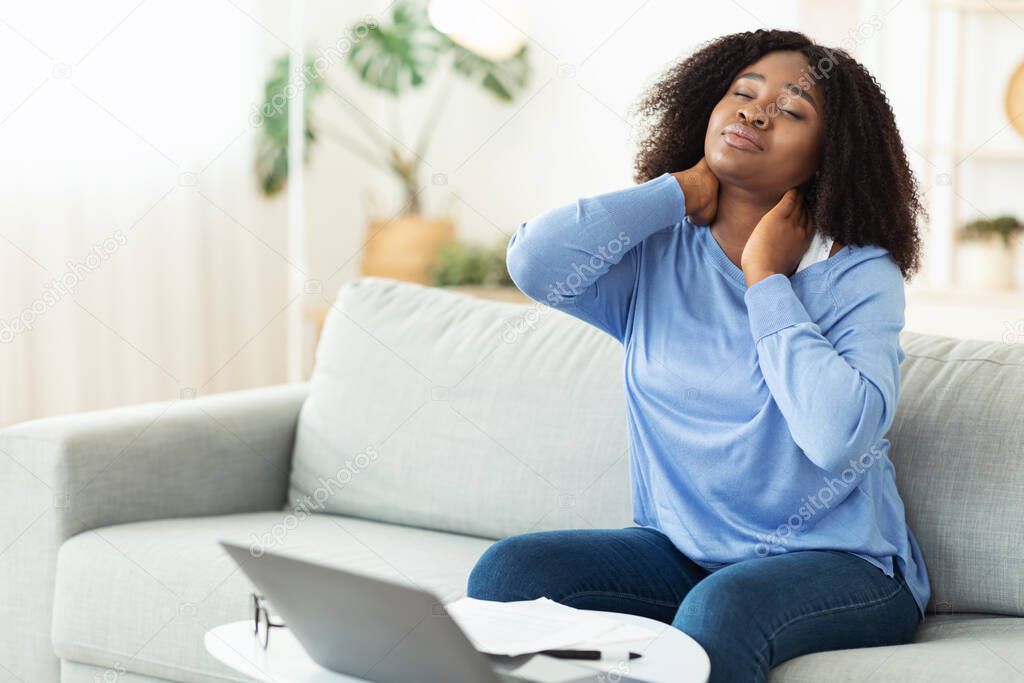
[735, 91, 803, 120]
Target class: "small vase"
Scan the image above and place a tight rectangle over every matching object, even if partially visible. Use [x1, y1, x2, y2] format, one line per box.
[955, 236, 1015, 290]
[360, 214, 455, 284]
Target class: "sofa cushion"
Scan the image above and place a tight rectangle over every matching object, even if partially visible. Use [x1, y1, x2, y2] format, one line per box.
[768, 614, 1024, 682]
[887, 332, 1024, 616]
[52, 512, 494, 683]
[289, 276, 634, 540]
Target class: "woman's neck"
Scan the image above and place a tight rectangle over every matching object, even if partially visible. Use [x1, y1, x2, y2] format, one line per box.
[708, 183, 783, 268]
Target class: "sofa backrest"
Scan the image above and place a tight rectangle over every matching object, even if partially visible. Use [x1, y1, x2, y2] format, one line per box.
[291, 277, 1024, 617]
[887, 331, 1024, 616]
[289, 277, 634, 542]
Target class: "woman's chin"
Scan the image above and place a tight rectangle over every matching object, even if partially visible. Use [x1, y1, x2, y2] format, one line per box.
[705, 150, 760, 184]
[708, 154, 757, 181]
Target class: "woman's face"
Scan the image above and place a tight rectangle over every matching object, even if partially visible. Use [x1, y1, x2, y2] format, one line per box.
[704, 50, 824, 195]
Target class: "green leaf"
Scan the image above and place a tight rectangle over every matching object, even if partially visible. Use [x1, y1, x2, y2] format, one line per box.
[254, 54, 325, 197]
[448, 41, 530, 102]
[347, 0, 444, 96]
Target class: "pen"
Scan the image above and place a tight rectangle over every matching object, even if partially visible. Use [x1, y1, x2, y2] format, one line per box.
[539, 649, 642, 660]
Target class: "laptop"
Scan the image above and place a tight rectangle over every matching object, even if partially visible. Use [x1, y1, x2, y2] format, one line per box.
[219, 541, 624, 683]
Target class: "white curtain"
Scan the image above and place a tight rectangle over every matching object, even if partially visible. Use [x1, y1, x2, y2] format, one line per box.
[0, 0, 292, 427]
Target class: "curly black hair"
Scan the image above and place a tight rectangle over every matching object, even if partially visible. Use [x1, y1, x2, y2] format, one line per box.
[629, 29, 924, 280]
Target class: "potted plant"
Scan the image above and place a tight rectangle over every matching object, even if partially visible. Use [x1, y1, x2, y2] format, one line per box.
[955, 214, 1023, 290]
[429, 237, 528, 303]
[254, 0, 532, 284]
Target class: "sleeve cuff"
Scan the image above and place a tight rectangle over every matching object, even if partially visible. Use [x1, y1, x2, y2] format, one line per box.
[656, 172, 688, 227]
[744, 272, 813, 342]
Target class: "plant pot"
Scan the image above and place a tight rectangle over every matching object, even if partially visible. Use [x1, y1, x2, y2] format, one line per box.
[360, 214, 455, 284]
[955, 236, 1015, 290]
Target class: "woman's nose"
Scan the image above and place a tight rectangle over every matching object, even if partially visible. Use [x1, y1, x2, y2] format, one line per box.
[739, 105, 769, 129]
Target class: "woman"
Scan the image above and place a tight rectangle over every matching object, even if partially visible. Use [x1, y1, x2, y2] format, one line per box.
[466, 29, 930, 681]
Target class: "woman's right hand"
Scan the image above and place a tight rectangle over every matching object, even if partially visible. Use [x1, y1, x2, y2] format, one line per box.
[672, 158, 719, 226]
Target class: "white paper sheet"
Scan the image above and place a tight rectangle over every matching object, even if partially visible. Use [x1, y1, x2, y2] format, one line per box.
[444, 596, 659, 657]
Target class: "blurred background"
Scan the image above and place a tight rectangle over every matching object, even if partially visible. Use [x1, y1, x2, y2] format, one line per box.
[2, 0, 1023, 427]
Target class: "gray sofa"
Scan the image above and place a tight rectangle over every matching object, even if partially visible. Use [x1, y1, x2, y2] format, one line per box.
[1, 276, 1021, 683]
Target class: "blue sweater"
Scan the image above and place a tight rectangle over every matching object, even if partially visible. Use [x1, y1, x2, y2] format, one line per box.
[506, 171, 931, 620]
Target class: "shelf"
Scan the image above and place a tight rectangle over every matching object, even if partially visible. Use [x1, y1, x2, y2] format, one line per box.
[921, 0, 1024, 290]
[303, 285, 530, 348]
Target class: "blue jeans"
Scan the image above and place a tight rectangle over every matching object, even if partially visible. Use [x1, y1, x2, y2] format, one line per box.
[466, 526, 921, 682]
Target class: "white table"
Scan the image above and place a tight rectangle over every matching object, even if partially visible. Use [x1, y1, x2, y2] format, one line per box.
[205, 613, 710, 683]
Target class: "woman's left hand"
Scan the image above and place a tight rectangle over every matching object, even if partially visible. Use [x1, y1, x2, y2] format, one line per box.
[741, 188, 814, 287]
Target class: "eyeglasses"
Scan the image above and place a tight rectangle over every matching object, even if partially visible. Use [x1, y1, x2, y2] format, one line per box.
[251, 592, 285, 649]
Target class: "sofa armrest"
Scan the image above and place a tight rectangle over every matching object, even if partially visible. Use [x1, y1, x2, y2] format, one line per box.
[0, 381, 309, 682]
[3, 381, 310, 536]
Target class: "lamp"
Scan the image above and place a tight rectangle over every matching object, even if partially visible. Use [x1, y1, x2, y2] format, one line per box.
[427, 0, 526, 61]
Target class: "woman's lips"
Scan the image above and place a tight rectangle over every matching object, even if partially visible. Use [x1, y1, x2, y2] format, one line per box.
[721, 123, 764, 152]
[723, 131, 763, 152]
